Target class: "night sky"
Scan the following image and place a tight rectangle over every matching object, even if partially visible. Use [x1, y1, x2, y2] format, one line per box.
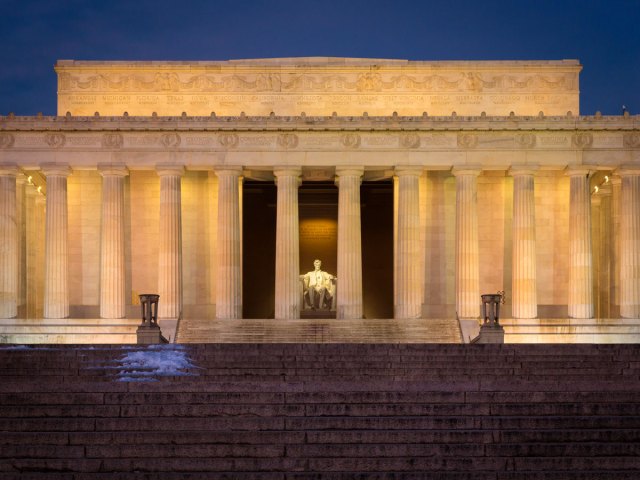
[1, 0, 638, 116]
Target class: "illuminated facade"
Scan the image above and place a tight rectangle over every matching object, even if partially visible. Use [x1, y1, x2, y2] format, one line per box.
[0, 58, 639, 342]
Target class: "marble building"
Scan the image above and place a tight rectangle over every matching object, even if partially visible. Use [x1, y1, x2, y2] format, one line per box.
[0, 57, 639, 342]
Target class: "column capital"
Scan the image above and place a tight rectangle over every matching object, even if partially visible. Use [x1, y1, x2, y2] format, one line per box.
[610, 175, 622, 186]
[156, 164, 185, 178]
[40, 163, 71, 177]
[616, 166, 640, 177]
[335, 166, 365, 177]
[273, 166, 302, 178]
[214, 165, 243, 177]
[15, 174, 28, 185]
[564, 166, 593, 177]
[509, 165, 539, 177]
[0, 164, 20, 177]
[394, 165, 423, 177]
[451, 166, 482, 177]
[98, 164, 129, 177]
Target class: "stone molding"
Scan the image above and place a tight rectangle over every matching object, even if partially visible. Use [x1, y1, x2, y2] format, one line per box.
[0, 164, 20, 176]
[40, 163, 71, 177]
[97, 164, 129, 177]
[156, 164, 185, 177]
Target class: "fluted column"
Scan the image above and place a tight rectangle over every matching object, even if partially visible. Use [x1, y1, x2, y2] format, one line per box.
[395, 166, 422, 319]
[214, 167, 243, 319]
[98, 165, 128, 319]
[510, 166, 538, 319]
[453, 167, 481, 319]
[0, 165, 19, 318]
[611, 176, 622, 310]
[42, 164, 71, 319]
[567, 167, 593, 318]
[157, 165, 184, 319]
[16, 174, 26, 312]
[618, 167, 640, 318]
[336, 166, 364, 319]
[274, 167, 301, 320]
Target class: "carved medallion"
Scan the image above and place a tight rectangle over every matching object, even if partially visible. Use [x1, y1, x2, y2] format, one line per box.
[623, 133, 640, 148]
[400, 133, 420, 149]
[218, 133, 239, 148]
[0, 133, 14, 149]
[572, 133, 593, 148]
[102, 133, 123, 149]
[160, 133, 181, 148]
[341, 133, 361, 149]
[515, 133, 536, 149]
[45, 133, 66, 148]
[457, 133, 478, 148]
[277, 133, 299, 149]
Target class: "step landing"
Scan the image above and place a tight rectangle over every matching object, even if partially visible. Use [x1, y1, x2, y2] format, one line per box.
[502, 317, 640, 343]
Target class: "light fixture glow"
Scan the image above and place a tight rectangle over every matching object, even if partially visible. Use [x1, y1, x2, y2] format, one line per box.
[604, 175, 609, 182]
[27, 176, 32, 184]
[594, 186, 599, 193]
[37, 186, 42, 194]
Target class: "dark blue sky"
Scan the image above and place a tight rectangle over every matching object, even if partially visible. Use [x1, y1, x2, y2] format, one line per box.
[1, 0, 638, 115]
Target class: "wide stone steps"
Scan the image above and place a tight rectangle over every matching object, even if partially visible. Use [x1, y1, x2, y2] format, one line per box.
[0, 318, 139, 344]
[176, 317, 463, 343]
[1, 344, 639, 478]
[502, 318, 640, 343]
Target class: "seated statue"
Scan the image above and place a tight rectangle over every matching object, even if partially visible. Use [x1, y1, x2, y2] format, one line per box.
[300, 259, 336, 311]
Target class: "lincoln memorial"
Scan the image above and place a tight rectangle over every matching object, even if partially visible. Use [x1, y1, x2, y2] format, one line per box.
[0, 57, 639, 343]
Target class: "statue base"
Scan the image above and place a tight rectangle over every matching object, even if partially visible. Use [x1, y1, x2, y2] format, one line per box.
[301, 309, 336, 320]
[474, 324, 505, 344]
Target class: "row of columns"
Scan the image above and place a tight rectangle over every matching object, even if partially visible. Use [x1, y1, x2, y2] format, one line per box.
[1, 163, 640, 320]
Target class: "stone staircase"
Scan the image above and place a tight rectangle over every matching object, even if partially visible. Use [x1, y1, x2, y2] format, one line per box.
[0, 318, 139, 344]
[1, 343, 640, 478]
[502, 318, 640, 343]
[176, 317, 463, 343]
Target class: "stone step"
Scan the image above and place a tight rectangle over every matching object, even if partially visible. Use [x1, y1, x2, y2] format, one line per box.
[0, 318, 139, 344]
[502, 318, 640, 343]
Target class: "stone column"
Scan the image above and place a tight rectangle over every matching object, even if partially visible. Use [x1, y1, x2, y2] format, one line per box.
[98, 165, 128, 319]
[16, 174, 26, 312]
[510, 166, 538, 319]
[566, 167, 593, 319]
[214, 167, 243, 319]
[274, 167, 301, 320]
[395, 166, 422, 319]
[611, 175, 622, 311]
[618, 167, 640, 318]
[0, 165, 19, 318]
[452, 167, 481, 319]
[42, 164, 71, 319]
[157, 165, 184, 320]
[336, 166, 364, 319]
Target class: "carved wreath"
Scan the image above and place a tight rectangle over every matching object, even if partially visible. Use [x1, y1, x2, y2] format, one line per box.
[623, 133, 640, 148]
[277, 133, 298, 149]
[102, 133, 123, 149]
[218, 133, 239, 148]
[457, 133, 478, 149]
[161, 133, 181, 148]
[515, 133, 536, 149]
[0, 133, 14, 149]
[341, 133, 361, 149]
[400, 133, 420, 149]
[572, 133, 593, 148]
[45, 133, 66, 148]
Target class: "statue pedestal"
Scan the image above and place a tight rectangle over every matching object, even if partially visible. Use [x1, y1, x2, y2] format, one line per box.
[136, 325, 168, 344]
[474, 324, 505, 344]
[301, 310, 336, 320]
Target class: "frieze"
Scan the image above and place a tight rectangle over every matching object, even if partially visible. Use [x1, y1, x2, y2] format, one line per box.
[58, 71, 578, 94]
[623, 133, 640, 148]
[302, 136, 341, 147]
[184, 136, 216, 146]
[591, 135, 622, 148]
[67, 136, 101, 147]
[127, 135, 160, 147]
[0, 133, 14, 149]
[421, 134, 456, 147]
[364, 135, 397, 147]
[239, 136, 273, 147]
[539, 135, 570, 146]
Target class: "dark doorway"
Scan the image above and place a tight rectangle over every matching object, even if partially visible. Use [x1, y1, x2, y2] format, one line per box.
[242, 181, 276, 318]
[361, 180, 394, 319]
